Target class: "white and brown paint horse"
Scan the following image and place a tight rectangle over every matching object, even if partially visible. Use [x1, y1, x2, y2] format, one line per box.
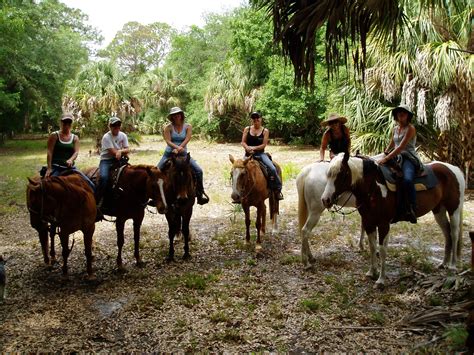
[229, 154, 280, 252]
[296, 154, 385, 267]
[322, 152, 464, 288]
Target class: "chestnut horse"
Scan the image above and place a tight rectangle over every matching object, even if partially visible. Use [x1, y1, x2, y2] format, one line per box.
[26, 174, 96, 279]
[160, 153, 195, 261]
[229, 154, 281, 252]
[322, 152, 465, 288]
[84, 165, 167, 270]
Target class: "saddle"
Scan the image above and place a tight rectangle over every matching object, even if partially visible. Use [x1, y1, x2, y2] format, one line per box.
[378, 159, 438, 192]
[252, 153, 272, 180]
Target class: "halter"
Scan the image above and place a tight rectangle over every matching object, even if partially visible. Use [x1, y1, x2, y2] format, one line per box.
[232, 164, 256, 201]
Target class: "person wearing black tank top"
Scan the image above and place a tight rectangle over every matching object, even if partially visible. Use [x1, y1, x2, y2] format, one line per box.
[319, 113, 351, 161]
[241, 112, 283, 200]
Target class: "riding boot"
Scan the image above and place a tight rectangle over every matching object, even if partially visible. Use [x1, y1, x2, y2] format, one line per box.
[195, 176, 209, 205]
[406, 204, 417, 224]
[269, 176, 284, 201]
[390, 179, 404, 224]
[95, 196, 104, 222]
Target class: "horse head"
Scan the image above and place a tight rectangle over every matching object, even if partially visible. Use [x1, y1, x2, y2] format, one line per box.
[168, 153, 195, 202]
[229, 154, 252, 203]
[322, 152, 364, 208]
[145, 167, 168, 214]
[26, 177, 59, 225]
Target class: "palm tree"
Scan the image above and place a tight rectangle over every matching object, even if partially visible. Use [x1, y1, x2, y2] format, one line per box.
[63, 61, 135, 147]
[205, 59, 259, 139]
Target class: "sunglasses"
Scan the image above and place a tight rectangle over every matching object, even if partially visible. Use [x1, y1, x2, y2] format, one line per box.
[62, 120, 72, 125]
[111, 123, 122, 127]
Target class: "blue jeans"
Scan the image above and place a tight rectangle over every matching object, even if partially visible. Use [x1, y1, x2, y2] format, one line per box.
[51, 165, 96, 192]
[157, 151, 204, 189]
[253, 152, 282, 191]
[98, 159, 114, 193]
[401, 158, 416, 207]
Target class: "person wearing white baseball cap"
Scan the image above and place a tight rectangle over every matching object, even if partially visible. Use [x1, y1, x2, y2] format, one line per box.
[97, 116, 130, 211]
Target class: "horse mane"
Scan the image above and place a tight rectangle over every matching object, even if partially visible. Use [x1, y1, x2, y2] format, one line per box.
[44, 175, 91, 202]
[327, 153, 364, 186]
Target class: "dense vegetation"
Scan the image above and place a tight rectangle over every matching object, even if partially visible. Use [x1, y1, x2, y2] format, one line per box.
[0, 0, 472, 183]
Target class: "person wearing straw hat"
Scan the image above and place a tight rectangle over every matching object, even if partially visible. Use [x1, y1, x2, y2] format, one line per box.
[319, 113, 351, 161]
[379, 104, 420, 224]
[45, 113, 80, 177]
[157, 107, 209, 205]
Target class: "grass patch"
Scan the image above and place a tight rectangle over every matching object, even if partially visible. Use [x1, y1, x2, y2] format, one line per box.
[183, 272, 219, 290]
[280, 254, 300, 265]
[134, 289, 165, 310]
[370, 311, 386, 325]
[209, 310, 231, 324]
[280, 162, 300, 181]
[443, 324, 468, 351]
[299, 293, 329, 313]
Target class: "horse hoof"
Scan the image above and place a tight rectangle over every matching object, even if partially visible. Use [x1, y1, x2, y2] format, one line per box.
[166, 256, 174, 263]
[60, 274, 70, 282]
[117, 265, 127, 273]
[136, 260, 146, 268]
[374, 280, 385, 290]
[255, 244, 262, 253]
[365, 270, 377, 280]
[437, 262, 447, 269]
[182, 253, 191, 261]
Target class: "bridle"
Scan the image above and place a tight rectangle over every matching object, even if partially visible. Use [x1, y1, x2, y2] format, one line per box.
[231, 165, 256, 201]
[27, 180, 59, 224]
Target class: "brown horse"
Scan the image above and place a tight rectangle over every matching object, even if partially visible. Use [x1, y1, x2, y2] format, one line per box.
[229, 154, 281, 252]
[26, 174, 96, 279]
[160, 153, 196, 261]
[321, 152, 465, 288]
[84, 165, 167, 270]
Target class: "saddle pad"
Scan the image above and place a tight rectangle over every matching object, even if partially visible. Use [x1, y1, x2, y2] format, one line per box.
[379, 164, 438, 192]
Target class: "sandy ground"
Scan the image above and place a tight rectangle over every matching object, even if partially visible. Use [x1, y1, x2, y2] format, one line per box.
[0, 139, 472, 352]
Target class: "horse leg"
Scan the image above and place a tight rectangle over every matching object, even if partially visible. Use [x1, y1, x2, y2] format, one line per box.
[49, 223, 57, 264]
[38, 226, 50, 265]
[133, 212, 145, 267]
[166, 214, 179, 262]
[115, 218, 126, 271]
[255, 203, 265, 252]
[182, 212, 192, 260]
[432, 207, 452, 269]
[83, 226, 95, 279]
[365, 229, 378, 279]
[375, 224, 390, 288]
[358, 221, 366, 251]
[59, 232, 70, 278]
[243, 204, 251, 245]
[448, 207, 462, 269]
[300, 211, 321, 267]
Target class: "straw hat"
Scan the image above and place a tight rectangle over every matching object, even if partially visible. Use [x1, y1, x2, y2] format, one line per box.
[168, 107, 185, 121]
[321, 113, 347, 126]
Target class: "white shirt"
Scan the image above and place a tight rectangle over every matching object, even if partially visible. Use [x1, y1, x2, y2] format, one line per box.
[100, 131, 129, 160]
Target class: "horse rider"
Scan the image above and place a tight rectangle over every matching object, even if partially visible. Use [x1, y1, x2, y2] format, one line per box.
[45, 113, 79, 177]
[241, 111, 283, 200]
[319, 113, 351, 162]
[157, 107, 209, 205]
[96, 116, 130, 212]
[379, 105, 421, 224]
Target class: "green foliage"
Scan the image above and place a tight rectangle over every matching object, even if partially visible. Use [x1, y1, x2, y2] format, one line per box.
[0, 0, 100, 134]
[280, 162, 300, 181]
[299, 293, 329, 313]
[443, 324, 468, 351]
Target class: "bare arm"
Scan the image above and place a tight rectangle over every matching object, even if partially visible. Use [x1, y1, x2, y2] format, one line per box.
[345, 126, 351, 154]
[66, 135, 79, 167]
[380, 125, 416, 164]
[319, 131, 330, 161]
[241, 126, 252, 153]
[249, 128, 269, 152]
[45, 133, 58, 176]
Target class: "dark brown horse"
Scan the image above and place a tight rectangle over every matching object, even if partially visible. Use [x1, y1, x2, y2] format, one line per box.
[322, 152, 465, 288]
[26, 174, 96, 279]
[84, 165, 167, 270]
[160, 153, 195, 261]
[229, 154, 281, 252]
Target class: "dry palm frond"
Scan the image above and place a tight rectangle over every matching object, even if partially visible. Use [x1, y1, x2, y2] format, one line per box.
[416, 88, 429, 124]
[434, 92, 453, 131]
[381, 73, 397, 101]
[401, 77, 417, 109]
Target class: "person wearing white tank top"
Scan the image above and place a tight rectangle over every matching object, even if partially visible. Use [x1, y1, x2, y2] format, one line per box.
[379, 105, 419, 223]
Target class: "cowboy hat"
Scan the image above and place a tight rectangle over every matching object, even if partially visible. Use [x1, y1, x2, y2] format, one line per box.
[391, 105, 414, 121]
[321, 113, 347, 126]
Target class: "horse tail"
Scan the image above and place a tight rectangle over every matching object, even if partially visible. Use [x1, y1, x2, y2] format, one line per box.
[296, 166, 310, 233]
[444, 163, 465, 259]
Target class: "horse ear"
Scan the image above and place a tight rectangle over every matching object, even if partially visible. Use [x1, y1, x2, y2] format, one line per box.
[243, 157, 250, 165]
[27, 177, 39, 186]
[229, 154, 235, 164]
[343, 151, 350, 164]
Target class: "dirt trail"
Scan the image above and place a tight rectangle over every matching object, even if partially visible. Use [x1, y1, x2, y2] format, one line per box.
[0, 141, 472, 352]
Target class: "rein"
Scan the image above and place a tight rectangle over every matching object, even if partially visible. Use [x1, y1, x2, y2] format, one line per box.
[234, 165, 257, 201]
[28, 180, 59, 224]
[329, 192, 360, 216]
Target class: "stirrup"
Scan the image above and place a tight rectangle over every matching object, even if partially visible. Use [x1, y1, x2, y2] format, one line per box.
[197, 191, 209, 205]
[276, 191, 284, 201]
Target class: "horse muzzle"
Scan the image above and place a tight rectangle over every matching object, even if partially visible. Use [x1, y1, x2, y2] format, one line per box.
[231, 192, 241, 203]
[322, 195, 335, 209]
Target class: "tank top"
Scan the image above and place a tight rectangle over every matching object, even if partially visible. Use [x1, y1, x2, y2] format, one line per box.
[52, 131, 75, 166]
[393, 125, 420, 160]
[165, 123, 189, 153]
[246, 127, 265, 153]
[328, 126, 349, 154]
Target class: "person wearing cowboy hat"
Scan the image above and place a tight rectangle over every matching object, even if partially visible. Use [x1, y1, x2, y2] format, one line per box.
[45, 113, 80, 177]
[96, 116, 130, 214]
[157, 106, 209, 205]
[379, 104, 420, 224]
[319, 113, 351, 161]
[241, 111, 283, 200]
